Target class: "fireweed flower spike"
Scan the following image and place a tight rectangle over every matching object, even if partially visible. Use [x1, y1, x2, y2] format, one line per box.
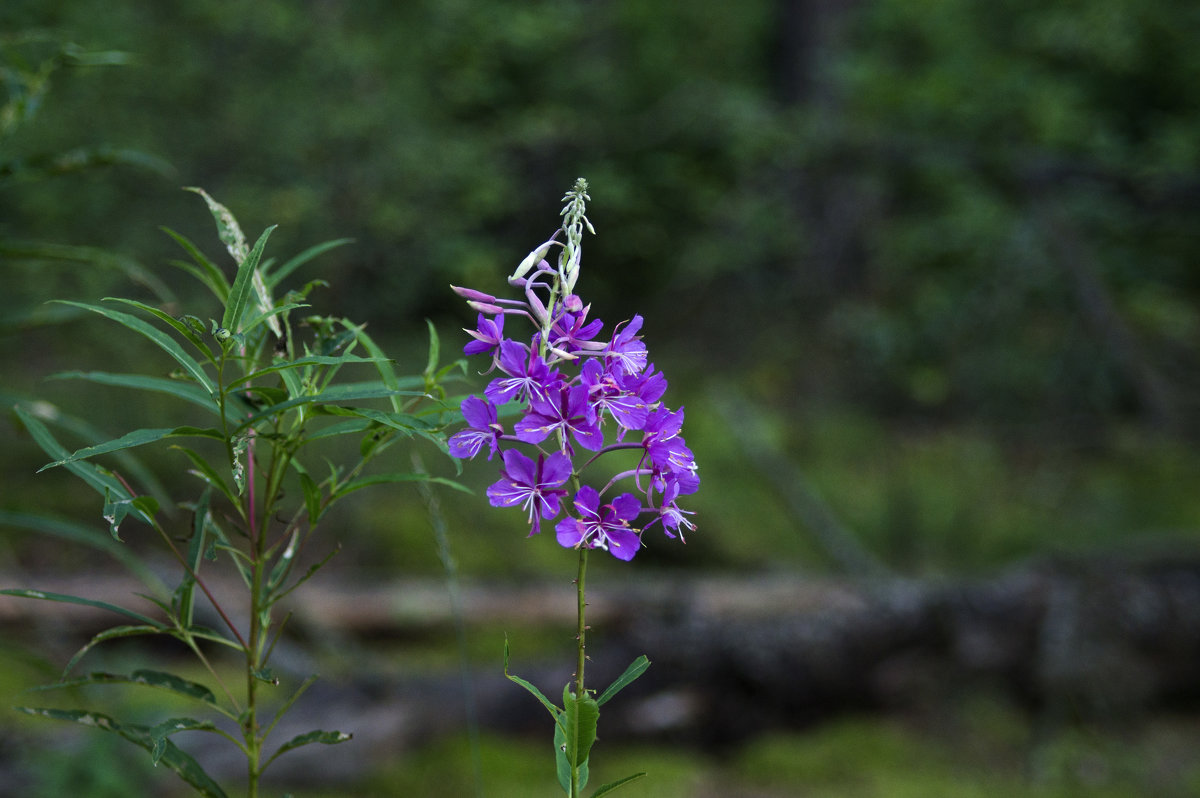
[452, 179, 697, 797]
[452, 178, 698, 555]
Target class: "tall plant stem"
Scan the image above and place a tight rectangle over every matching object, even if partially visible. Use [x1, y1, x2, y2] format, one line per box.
[572, 546, 589, 798]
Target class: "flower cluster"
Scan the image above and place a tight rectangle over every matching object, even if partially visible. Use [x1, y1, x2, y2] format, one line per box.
[449, 180, 697, 561]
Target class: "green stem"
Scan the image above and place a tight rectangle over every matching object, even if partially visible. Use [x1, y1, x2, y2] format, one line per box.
[572, 546, 589, 798]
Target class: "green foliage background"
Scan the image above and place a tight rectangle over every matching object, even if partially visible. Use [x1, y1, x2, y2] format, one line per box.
[3, 0, 1200, 794]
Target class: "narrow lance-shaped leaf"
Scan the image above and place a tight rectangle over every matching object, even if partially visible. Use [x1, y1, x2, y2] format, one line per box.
[60, 625, 164, 678]
[37, 426, 223, 473]
[223, 225, 277, 334]
[106, 297, 216, 363]
[49, 371, 244, 421]
[13, 406, 149, 525]
[160, 227, 229, 302]
[263, 729, 352, 770]
[595, 656, 650, 707]
[51, 301, 216, 393]
[588, 772, 648, 798]
[16, 708, 230, 798]
[0, 589, 163, 627]
[503, 637, 563, 723]
[186, 186, 248, 262]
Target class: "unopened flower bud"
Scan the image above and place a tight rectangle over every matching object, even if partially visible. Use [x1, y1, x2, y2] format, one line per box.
[468, 300, 506, 315]
[451, 285, 496, 303]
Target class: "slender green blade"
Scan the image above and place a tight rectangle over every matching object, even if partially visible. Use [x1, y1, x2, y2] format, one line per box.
[266, 729, 352, 768]
[503, 637, 562, 723]
[13, 406, 150, 525]
[186, 186, 247, 262]
[0, 589, 163, 627]
[105, 298, 215, 362]
[61, 625, 164, 677]
[589, 773, 648, 797]
[160, 227, 229, 301]
[49, 371, 234, 419]
[52, 300, 216, 392]
[595, 655, 650, 706]
[223, 225, 277, 333]
[37, 426, 223, 472]
[16, 708, 229, 798]
[227, 354, 392, 389]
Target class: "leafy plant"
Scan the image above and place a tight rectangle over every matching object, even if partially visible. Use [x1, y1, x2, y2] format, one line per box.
[6, 188, 466, 797]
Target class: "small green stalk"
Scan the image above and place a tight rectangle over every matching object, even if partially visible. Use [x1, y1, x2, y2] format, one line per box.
[572, 546, 589, 798]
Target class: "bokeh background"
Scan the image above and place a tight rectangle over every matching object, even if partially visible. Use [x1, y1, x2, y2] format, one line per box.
[3, 1, 1200, 796]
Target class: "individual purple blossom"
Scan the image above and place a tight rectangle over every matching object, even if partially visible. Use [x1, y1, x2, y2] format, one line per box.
[580, 358, 648, 431]
[647, 478, 697, 541]
[548, 297, 605, 355]
[447, 395, 503, 460]
[485, 337, 559, 405]
[604, 315, 648, 376]
[462, 312, 505, 358]
[515, 383, 604, 453]
[556, 486, 642, 561]
[486, 449, 572, 536]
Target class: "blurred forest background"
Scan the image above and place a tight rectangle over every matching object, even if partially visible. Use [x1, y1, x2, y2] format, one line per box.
[3, 1, 1200, 796]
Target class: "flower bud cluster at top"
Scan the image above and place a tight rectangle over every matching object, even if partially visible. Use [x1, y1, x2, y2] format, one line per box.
[449, 179, 698, 561]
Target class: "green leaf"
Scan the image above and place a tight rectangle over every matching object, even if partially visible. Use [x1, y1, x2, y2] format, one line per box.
[60, 625, 165, 677]
[0, 589, 163, 627]
[30, 670, 218, 707]
[264, 729, 353, 769]
[173, 446, 240, 509]
[13, 406, 148, 523]
[298, 469, 321, 524]
[340, 321, 403, 411]
[186, 186, 248, 262]
[423, 318, 441, 381]
[106, 297, 215, 362]
[233, 384, 420, 434]
[52, 300, 216, 393]
[173, 490, 212, 627]
[595, 656, 650, 707]
[37, 426, 223, 473]
[228, 354, 392, 389]
[503, 637, 562, 723]
[556, 720, 588, 794]
[147, 717, 220, 765]
[223, 225, 277, 334]
[563, 683, 600, 772]
[589, 773, 648, 798]
[17, 708, 230, 798]
[160, 226, 229, 302]
[266, 237, 354, 288]
[49, 371, 238, 419]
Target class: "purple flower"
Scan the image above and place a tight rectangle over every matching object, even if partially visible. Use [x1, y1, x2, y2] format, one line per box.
[556, 486, 642, 561]
[485, 338, 558, 405]
[549, 301, 605, 355]
[648, 478, 696, 541]
[604, 315, 648, 376]
[580, 358, 648, 431]
[463, 312, 505, 357]
[515, 384, 604, 453]
[448, 395, 503, 460]
[486, 449, 572, 536]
